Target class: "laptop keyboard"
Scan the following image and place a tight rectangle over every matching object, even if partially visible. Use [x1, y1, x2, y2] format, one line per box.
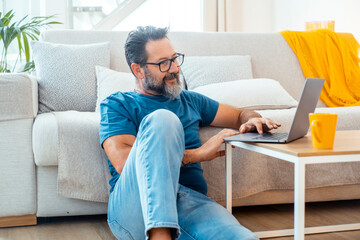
[253, 132, 288, 140]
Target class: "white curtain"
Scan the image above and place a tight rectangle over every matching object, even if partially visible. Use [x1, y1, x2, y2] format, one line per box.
[203, 0, 243, 32]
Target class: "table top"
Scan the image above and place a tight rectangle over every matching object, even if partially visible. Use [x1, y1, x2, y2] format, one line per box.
[230, 130, 360, 157]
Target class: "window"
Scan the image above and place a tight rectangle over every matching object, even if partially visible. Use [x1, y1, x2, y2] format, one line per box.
[70, 0, 203, 31]
[113, 0, 203, 31]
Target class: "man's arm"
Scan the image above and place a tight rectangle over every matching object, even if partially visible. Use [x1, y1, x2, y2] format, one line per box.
[210, 103, 280, 134]
[102, 134, 136, 175]
[181, 103, 281, 165]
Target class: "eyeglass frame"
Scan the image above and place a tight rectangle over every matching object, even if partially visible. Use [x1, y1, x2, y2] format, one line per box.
[139, 53, 185, 72]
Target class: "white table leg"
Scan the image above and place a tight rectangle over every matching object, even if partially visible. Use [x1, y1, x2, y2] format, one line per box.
[225, 143, 232, 213]
[294, 160, 306, 240]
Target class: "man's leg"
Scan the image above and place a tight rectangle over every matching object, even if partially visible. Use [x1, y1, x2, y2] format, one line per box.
[107, 109, 185, 240]
[177, 185, 259, 240]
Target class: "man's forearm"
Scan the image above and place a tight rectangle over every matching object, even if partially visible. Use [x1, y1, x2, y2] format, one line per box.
[181, 128, 237, 166]
[182, 149, 200, 166]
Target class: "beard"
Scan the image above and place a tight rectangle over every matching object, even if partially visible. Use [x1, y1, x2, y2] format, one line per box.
[143, 68, 182, 100]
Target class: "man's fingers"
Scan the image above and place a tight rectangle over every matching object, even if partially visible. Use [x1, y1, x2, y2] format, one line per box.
[240, 123, 253, 133]
[254, 121, 263, 134]
[263, 118, 282, 132]
[241, 118, 282, 134]
[239, 124, 246, 133]
[217, 150, 225, 157]
[218, 129, 239, 138]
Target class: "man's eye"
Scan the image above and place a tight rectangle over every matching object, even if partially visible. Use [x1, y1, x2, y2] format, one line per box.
[161, 60, 170, 66]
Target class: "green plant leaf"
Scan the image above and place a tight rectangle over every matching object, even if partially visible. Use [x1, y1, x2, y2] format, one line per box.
[22, 32, 30, 62]
[16, 34, 23, 59]
[21, 60, 35, 72]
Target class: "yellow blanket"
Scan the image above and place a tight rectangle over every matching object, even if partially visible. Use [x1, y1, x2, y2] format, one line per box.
[281, 29, 360, 107]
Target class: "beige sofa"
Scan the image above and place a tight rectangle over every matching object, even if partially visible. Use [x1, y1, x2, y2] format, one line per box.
[1, 30, 360, 226]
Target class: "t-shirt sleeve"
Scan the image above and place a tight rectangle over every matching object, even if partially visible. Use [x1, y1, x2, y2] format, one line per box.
[188, 91, 219, 127]
[99, 94, 137, 147]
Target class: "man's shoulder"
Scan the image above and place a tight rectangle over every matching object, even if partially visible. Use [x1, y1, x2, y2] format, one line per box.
[100, 91, 139, 111]
[104, 91, 137, 103]
[180, 89, 207, 101]
[180, 89, 200, 98]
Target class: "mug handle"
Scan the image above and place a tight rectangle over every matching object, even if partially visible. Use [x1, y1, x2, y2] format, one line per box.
[311, 120, 322, 143]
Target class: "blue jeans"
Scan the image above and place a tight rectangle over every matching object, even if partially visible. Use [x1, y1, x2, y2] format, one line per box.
[107, 109, 258, 240]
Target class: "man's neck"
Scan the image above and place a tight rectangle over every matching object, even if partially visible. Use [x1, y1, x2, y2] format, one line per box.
[135, 83, 161, 97]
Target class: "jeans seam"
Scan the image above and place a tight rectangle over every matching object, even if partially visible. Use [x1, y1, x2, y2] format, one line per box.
[144, 157, 152, 222]
[138, 120, 153, 222]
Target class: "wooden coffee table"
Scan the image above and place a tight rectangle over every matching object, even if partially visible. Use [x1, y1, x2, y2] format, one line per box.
[224, 130, 360, 240]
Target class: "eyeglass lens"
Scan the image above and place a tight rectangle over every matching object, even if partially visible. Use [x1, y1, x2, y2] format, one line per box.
[160, 54, 184, 72]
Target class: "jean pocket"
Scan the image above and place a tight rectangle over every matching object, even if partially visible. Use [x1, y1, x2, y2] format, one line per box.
[108, 220, 135, 240]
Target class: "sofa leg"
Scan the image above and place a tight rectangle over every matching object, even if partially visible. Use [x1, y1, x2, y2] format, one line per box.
[0, 214, 37, 227]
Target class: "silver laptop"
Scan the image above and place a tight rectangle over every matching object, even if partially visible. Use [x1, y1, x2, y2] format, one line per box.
[223, 78, 325, 143]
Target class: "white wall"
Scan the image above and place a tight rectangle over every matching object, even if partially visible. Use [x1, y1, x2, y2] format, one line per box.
[273, 0, 360, 41]
[237, 0, 275, 32]
[1, 0, 67, 28]
[1, 0, 30, 21]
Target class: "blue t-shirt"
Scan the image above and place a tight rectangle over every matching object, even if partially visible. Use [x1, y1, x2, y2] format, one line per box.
[99, 90, 219, 195]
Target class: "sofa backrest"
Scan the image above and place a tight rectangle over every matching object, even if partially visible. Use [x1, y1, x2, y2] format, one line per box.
[41, 30, 306, 100]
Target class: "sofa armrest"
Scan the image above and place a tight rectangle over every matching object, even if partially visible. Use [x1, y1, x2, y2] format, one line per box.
[0, 73, 37, 219]
[0, 73, 38, 121]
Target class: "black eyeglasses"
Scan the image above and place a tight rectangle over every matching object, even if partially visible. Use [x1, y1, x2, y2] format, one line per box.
[140, 53, 184, 72]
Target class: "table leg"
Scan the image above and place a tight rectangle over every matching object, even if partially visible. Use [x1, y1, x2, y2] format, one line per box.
[294, 160, 305, 240]
[225, 143, 232, 213]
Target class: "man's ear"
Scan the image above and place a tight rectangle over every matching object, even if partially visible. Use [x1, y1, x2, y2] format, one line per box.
[131, 63, 145, 80]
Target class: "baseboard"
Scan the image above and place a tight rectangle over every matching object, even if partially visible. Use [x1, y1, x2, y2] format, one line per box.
[0, 214, 37, 228]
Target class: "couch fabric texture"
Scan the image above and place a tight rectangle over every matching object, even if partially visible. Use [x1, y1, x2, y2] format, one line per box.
[31, 41, 111, 113]
[181, 55, 253, 89]
[191, 78, 298, 110]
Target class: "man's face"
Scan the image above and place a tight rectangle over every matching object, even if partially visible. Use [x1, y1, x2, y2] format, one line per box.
[142, 38, 182, 99]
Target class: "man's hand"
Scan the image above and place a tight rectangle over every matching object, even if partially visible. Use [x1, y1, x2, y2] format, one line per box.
[239, 117, 281, 135]
[183, 129, 239, 165]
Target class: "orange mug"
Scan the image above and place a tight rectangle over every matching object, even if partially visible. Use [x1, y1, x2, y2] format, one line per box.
[309, 113, 337, 149]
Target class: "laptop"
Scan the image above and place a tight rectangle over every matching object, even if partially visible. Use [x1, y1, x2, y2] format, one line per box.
[223, 78, 325, 143]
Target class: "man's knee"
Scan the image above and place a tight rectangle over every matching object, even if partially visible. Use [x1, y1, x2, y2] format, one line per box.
[143, 109, 182, 132]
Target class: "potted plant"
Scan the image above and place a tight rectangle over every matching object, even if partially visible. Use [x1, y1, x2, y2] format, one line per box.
[0, 10, 61, 73]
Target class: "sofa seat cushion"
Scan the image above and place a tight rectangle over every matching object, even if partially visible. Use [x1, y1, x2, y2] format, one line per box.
[33, 111, 103, 167]
[33, 112, 59, 166]
[33, 111, 111, 202]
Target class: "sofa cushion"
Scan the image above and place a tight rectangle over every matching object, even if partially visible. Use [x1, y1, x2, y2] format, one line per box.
[181, 55, 253, 89]
[31, 41, 111, 113]
[33, 113, 59, 166]
[33, 111, 106, 167]
[33, 111, 111, 202]
[191, 78, 298, 110]
[95, 66, 135, 112]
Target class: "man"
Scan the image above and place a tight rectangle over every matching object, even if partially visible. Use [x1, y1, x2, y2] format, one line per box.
[100, 26, 280, 240]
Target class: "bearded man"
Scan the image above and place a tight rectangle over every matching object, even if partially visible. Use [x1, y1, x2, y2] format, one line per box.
[99, 26, 280, 240]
